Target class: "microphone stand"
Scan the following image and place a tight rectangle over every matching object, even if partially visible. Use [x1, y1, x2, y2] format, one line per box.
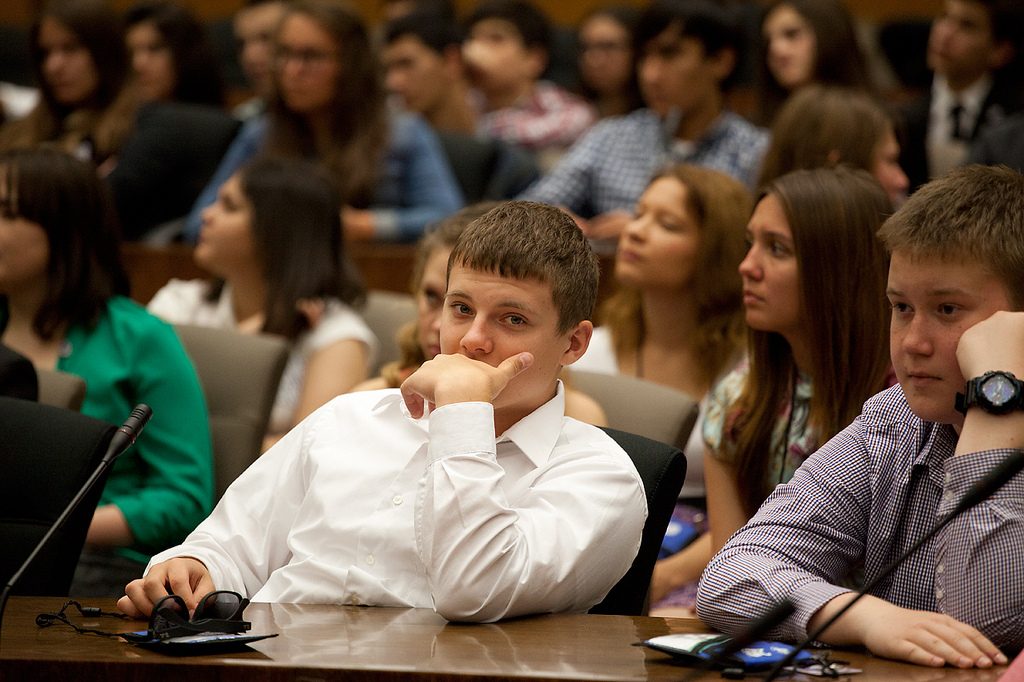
[0, 404, 152, 650]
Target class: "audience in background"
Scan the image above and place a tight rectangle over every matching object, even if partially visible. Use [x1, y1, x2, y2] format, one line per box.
[232, 0, 288, 121]
[353, 202, 606, 425]
[382, 11, 540, 203]
[522, 0, 768, 240]
[111, 2, 239, 239]
[149, 157, 376, 448]
[384, 13, 475, 135]
[700, 167, 892, 581]
[574, 163, 749, 477]
[756, 0, 873, 125]
[898, 0, 1024, 190]
[463, 0, 595, 164]
[125, 1, 224, 107]
[576, 6, 643, 119]
[0, 148, 213, 595]
[183, 0, 462, 244]
[0, 0, 136, 166]
[572, 165, 750, 612]
[757, 85, 909, 206]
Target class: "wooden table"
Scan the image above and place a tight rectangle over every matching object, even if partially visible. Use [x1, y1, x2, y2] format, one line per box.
[0, 597, 1008, 681]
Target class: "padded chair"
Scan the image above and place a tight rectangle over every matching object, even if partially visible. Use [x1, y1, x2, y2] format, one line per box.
[174, 325, 289, 500]
[566, 370, 700, 449]
[362, 290, 417, 376]
[436, 132, 540, 203]
[0, 397, 116, 596]
[36, 369, 87, 412]
[589, 427, 687, 616]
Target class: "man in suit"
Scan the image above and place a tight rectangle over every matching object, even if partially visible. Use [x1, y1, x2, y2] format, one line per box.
[898, 0, 1024, 191]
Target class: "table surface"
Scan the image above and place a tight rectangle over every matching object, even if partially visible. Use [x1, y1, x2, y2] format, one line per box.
[0, 597, 1008, 681]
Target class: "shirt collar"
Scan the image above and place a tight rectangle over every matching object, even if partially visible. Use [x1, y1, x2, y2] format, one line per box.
[370, 383, 567, 470]
[497, 381, 566, 469]
[932, 74, 993, 117]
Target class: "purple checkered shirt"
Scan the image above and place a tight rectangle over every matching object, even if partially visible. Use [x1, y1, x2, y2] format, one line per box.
[697, 385, 1024, 653]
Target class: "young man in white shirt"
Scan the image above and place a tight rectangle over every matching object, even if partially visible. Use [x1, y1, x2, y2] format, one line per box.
[118, 201, 647, 623]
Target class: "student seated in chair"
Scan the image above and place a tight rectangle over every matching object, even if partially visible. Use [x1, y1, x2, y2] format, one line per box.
[119, 200, 647, 623]
[698, 164, 1024, 666]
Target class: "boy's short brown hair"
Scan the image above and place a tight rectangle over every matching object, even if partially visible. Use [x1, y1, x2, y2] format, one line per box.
[448, 201, 598, 333]
[878, 164, 1024, 309]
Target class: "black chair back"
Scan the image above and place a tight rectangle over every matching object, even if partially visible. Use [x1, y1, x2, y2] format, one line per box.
[0, 397, 115, 595]
[589, 427, 686, 616]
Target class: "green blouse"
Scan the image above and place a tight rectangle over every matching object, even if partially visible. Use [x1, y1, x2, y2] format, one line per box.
[56, 297, 214, 564]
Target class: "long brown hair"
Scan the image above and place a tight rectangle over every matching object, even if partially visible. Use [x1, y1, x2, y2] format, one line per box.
[601, 164, 750, 389]
[757, 85, 894, 187]
[0, 0, 136, 163]
[731, 167, 891, 515]
[0, 148, 129, 339]
[263, 0, 388, 207]
[240, 157, 364, 339]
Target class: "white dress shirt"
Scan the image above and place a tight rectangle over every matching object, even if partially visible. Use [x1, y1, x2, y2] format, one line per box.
[147, 384, 647, 622]
[927, 74, 992, 179]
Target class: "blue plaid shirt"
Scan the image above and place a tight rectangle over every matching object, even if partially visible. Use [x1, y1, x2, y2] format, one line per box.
[697, 385, 1024, 653]
[519, 108, 768, 217]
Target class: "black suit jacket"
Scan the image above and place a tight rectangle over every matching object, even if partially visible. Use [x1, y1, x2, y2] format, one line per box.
[897, 75, 1024, 191]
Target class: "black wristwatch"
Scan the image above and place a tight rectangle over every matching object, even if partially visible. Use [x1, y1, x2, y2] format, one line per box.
[955, 371, 1024, 415]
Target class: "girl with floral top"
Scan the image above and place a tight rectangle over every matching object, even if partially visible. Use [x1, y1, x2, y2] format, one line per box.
[705, 166, 893, 552]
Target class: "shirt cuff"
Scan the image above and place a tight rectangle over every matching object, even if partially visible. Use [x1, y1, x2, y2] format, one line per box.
[792, 581, 854, 641]
[427, 401, 496, 464]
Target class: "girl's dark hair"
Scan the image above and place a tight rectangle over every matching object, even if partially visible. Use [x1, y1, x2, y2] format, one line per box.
[4, 0, 136, 161]
[756, 0, 871, 124]
[730, 166, 891, 515]
[125, 0, 225, 106]
[32, 0, 128, 111]
[208, 156, 364, 340]
[0, 148, 128, 339]
[264, 0, 388, 208]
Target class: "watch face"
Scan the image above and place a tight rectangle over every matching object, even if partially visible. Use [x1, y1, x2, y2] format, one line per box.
[981, 373, 1016, 406]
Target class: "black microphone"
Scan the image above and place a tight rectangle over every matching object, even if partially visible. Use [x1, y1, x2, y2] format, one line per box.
[0, 404, 153, 649]
[681, 598, 796, 682]
[101, 404, 152, 465]
[763, 449, 1024, 681]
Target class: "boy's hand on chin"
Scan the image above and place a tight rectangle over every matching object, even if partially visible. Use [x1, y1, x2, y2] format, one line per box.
[956, 311, 1024, 379]
[400, 352, 534, 418]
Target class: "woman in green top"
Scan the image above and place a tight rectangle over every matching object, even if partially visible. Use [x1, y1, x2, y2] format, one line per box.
[0, 148, 213, 595]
